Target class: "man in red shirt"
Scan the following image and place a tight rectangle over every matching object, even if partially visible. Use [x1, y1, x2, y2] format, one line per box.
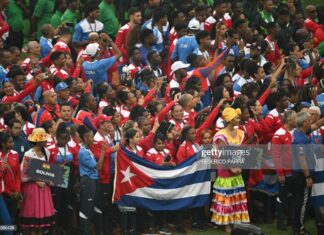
[50, 51, 70, 80]
[263, 89, 289, 143]
[42, 28, 72, 67]
[115, 7, 142, 63]
[21, 41, 41, 74]
[34, 90, 61, 127]
[179, 93, 198, 127]
[271, 110, 296, 231]
[265, 22, 282, 66]
[304, 5, 320, 32]
[91, 114, 119, 235]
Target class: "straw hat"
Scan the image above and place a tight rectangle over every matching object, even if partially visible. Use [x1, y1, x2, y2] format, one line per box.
[28, 128, 51, 142]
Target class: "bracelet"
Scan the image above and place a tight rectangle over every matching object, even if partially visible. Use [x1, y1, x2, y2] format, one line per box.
[306, 175, 311, 179]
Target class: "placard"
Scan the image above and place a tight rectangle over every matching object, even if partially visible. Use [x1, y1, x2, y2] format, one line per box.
[24, 158, 70, 188]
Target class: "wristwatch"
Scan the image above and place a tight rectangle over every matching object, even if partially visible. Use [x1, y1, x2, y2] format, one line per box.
[306, 175, 311, 179]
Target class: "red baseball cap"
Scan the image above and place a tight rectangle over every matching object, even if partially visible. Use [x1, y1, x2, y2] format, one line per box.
[95, 114, 112, 128]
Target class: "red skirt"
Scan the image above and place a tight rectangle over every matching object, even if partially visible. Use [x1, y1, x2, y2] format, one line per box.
[19, 182, 55, 228]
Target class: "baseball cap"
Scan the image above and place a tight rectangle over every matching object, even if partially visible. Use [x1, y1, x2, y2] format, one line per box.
[95, 114, 112, 128]
[188, 19, 200, 30]
[170, 61, 190, 75]
[55, 82, 69, 92]
[85, 43, 100, 57]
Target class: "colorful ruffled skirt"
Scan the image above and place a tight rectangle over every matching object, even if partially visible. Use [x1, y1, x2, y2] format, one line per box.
[210, 175, 250, 225]
[19, 182, 56, 228]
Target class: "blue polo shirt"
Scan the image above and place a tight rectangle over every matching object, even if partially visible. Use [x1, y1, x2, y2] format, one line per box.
[78, 146, 98, 180]
[82, 57, 116, 86]
[171, 35, 198, 64]
[292, 128, 316, 172]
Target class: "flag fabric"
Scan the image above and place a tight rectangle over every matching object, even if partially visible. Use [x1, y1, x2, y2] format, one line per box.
[113, 146, 211, 211]
[312, 152, 324, 207]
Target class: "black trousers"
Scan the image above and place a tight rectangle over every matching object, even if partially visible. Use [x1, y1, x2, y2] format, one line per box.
[52, 186, 76, 231]
[315, 207, 324, 235]
[79, 176, 97, 235]
[277, 176, 294, 226]
[119, 209, 136, 235]
[292, 172, 310, 232]
[94, 183, 113, 235]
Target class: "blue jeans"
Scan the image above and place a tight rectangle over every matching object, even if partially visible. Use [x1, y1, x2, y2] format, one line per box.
[0, 195, 13, 235]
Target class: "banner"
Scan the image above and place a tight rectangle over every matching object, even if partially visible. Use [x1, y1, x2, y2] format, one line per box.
[24, 158, 70, 188]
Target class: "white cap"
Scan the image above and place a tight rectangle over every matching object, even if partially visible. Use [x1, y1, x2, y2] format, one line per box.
[171, 61, 190, 75]
[188, 19, 200, 30]
[85, 43, 100, 57]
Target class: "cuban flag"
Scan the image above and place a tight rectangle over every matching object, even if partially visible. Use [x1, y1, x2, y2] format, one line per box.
[113, 146, 211, 210]
[312, 152, 324, 207]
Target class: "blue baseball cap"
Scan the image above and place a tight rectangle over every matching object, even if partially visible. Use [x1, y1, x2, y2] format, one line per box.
[55, 82, 69, 92]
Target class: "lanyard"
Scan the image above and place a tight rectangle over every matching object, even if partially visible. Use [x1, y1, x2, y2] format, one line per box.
[87, 20, 97, 32]
[58, 146, 67, 162]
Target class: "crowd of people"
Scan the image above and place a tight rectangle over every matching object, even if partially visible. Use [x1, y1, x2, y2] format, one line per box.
[0, 0, 324, 235]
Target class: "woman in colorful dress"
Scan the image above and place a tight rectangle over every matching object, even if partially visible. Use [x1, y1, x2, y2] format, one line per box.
[211, 107, 250, 233]
[19, 128, 55, 235]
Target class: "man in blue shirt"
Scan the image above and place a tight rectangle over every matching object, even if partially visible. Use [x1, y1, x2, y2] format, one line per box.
[39, 24, 54, 58]
[0, 49, 11, 87]
[82, 37, 121, 86]
[171, 19, 200, 64]
[8, 119, 30, 162]
[142, 8, 169, 53]
[292, 111, 315, 235]
[72, 3, 104, 49]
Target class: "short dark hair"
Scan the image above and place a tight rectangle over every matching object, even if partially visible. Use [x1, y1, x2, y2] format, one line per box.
[102, 106, 117, 116]
[8, 118, 21, 129]
[154, 132, 166, 143]
[175, 22, 187, 32]
[117, 90, 129, 105]
[152, 8, 166, 22]
[7, 65, 25, 79]
[244, 60, 258, 75]
[195, 30, 210, 45]
[129, 7, 141, 16]
[95, 82, 110, 99]
[50, 51, 65, 62]
[77, 125, 92, 141]
[140, 29, 154, 44]
[147, 51, 159, 62]
[60, 101, 72, 109]
[128, 47, 140, 58]
[233, 19, 247, 29]
[85, 3, 99, 17]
